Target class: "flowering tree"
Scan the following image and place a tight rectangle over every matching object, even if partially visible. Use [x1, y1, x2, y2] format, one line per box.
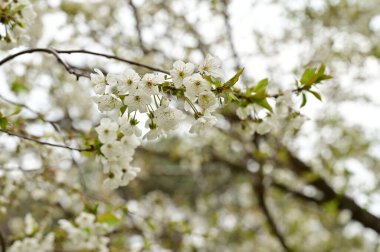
[0, 0, 380, 251]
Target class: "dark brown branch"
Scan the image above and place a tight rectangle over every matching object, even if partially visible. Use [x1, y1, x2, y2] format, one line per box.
[253, 172, 292, 252]
[0, 48, 169, 75]
[0, 129, 94, 152]
[0, 229, 5, 252]
[0, 48, 87, 80]
[55, 49, 169, 74]
[127, 0, 148, 54]
[283, 150, 380, 234]
[221, 0, 242, 71]
[161, 2, 208, 56]
[271, 180, 323, 204]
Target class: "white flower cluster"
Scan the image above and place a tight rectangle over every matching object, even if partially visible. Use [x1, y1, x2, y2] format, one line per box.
[91, 55, 224, 189]
[0, 0, 37, 49]
[8, 214, 55, 252]
[59, 212, 113, 252]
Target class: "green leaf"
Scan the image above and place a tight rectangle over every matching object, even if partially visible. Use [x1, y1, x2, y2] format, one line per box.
[308, 90, 322, 101]
[300, 68, 318, 86]
[204, 75, 222, 87]
[253, 78, 269, 94]
[255, 99, 273, 112]
[96, 213, 119, 225]
[0, 117, 8, 129]
[300, 92, 307, 107]
[9, 106, 22, 116]
[222, 68, 244, 89]
[11, 79, 29, 94]
[317, 64, 325, 78]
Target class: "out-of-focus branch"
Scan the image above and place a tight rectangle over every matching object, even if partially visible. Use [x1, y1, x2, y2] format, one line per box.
[127, 0, 148, 54]
[0, 94, 62, 132]
[220, 0, 242, 71]
[161, 2, 208, 56]
[253, 165, 292, 252]
[271, 180, 323, 204]
[0, 229, 5, 252]
[281, 149, 380, 234]
[0, 129, 94, 152]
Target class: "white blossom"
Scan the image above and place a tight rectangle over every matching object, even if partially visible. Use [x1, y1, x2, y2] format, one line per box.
[100, 141, 124, 160]
[119, 116, 142, 137]
[123, 90, 152, 113]
[95, 118, 118, 143]
[93, 94, 122, 112]
[199, 54, 224, 79]
[155, 103, 185, 131]
[118, 69, 141, 94]
[184, 73, 210, 101]
[170, 60, 195, 88]
[190, 115, 217, 134]
[138, 73, 164, 95]
[198, 91, 218, 113]
[91, 69, 107, 94]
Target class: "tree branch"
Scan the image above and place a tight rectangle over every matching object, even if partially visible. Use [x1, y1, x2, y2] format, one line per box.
[253, 169, 292, 252]
[0, 48, 169, 76]
[0, 48, 87, 80]
[127, 0, 148, 54]
[0, 229, 5, 252]
[220, 0, 242, 71]
[0, 129, 94, 152]
[282, 149, 380, 234]
[55, 49, 169, 74]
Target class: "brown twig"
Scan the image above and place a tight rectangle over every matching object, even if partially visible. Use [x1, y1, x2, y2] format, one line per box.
[55, 49, 169, 74]
[0, 129, 94, 152]
[220, 0, 242, 71]
[127, 0, 148, 54]
[0, 48, 87, 80]
[253, 167, 292, 252]
[0, 229, 5, 252]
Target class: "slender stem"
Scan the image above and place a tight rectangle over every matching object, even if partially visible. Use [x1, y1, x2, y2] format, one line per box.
[127, 0, 148, 53]
[0, 129, 94, 152]
[0, 48, 87, 79]
[0, 229, 5, 252]
[55, 49, 169, 74]
[184, 97, 200, 117]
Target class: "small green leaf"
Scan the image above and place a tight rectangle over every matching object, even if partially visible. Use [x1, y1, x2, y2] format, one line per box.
[255, 99, 273, 112]
[317, 64, 325, 78]
[253, 78, 269, 94]
[300, 92, 307, 107]
[0, 117, 8, 129]
[300, 68, 318, 86]
[204, 75, 222, 87]
[222, 68, 244, 89]
[11, 79, 29, 94]
[308, 90, 322, 101]
[96, 213, 119, 225]
[9, 106, 22, 116]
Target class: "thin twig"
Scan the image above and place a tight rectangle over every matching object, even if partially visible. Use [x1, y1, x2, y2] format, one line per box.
[55, 49, 169, 74]
[0, 129, 94, 152]
[0, 48, 86, 80]
[0, 48, 169, 75]
[127, 0, 148, 54]
[0, 94, 61, 132]
[0, 229, 5, 252]
[253, 170, 292, 252]
[220, 0, 242, 71]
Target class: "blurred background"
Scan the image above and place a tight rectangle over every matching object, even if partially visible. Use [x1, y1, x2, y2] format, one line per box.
[1, 0, 380, 251]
